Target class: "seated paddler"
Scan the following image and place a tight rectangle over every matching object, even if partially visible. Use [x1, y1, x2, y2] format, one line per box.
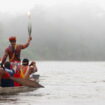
[0, 61, 15, 87]
[20, 58, 37, 79]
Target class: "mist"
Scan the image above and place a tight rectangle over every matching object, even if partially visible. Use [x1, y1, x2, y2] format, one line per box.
[0, 0, 105, 61]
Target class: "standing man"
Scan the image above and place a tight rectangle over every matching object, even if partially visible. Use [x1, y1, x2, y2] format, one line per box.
[1, 36, 32, 66]
[1, 36, 32, 86]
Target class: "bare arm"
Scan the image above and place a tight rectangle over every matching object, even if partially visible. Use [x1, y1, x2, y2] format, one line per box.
[29, 61, 38, 72]
[21, 36, 32, 49]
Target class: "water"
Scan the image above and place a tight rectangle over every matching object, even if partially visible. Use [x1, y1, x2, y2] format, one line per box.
[0, 61, 105, 105]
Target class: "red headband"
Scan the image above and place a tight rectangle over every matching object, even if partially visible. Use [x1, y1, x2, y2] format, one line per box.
[9, 36, 16, 42]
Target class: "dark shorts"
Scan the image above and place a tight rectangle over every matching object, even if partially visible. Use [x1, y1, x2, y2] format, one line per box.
[1, 79, 14, 87]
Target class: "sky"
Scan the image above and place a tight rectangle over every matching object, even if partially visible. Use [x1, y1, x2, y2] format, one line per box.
[0, 0, 35, 14]
[0, 0, 57, 15]
[0, 0, 105, 15]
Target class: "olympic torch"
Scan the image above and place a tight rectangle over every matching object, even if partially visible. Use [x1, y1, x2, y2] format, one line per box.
[27, 11, 32, 36]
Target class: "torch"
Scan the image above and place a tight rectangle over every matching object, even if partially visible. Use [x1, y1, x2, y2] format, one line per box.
[27, 11, 32, 36]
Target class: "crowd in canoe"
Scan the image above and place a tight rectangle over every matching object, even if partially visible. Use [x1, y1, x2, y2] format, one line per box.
[0, 36, 38, 87]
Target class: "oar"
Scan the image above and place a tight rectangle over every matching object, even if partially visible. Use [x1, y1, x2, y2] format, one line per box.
[10, 76, 44, 88]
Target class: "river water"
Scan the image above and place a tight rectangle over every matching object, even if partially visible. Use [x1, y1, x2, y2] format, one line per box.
[0, 61, 105, 105]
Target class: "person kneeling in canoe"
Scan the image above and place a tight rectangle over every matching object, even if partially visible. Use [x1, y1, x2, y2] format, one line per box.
[0, 61, 43, 88]
[20, 58, 37, 80]
[0, 61, 15, 87]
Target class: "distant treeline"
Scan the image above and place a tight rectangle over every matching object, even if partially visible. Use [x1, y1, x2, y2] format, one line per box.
[0, 5, 105, 61]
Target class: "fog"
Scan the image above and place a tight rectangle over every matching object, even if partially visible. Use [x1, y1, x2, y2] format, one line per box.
[0, 0, 105, 61]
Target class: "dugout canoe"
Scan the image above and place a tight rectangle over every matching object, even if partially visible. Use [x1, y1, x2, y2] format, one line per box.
[0, 74, 42, 95]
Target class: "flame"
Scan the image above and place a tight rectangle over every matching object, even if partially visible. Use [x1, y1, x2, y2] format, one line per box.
[27, 11, 31, 17]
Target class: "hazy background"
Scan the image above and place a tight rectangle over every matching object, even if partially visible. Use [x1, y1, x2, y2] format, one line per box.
[0, 0, 105, 61]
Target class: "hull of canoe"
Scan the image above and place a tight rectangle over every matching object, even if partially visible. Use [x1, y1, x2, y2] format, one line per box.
[0, 74, 40, 95]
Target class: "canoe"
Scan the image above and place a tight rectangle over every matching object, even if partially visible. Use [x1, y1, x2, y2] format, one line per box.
[0, 74, 41, 95]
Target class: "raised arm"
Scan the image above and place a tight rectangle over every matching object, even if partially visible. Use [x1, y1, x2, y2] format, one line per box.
[21, 36, 32, 49]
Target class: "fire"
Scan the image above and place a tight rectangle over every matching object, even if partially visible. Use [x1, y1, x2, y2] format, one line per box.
[27, 11, 31, 17]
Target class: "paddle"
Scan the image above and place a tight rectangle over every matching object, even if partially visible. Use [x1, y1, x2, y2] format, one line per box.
[10, 76, 44, 88]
